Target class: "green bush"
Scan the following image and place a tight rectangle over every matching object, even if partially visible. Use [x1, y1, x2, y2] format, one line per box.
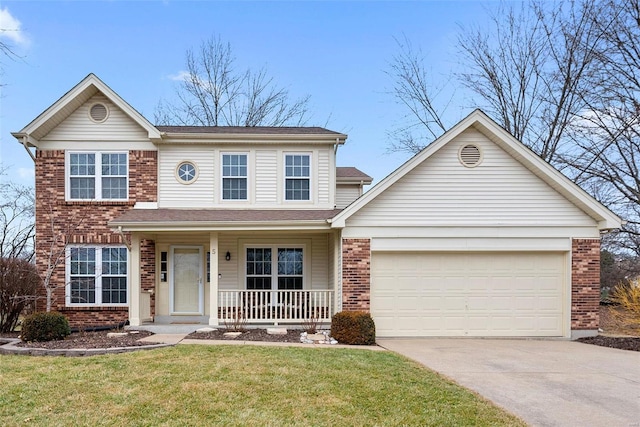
[21, 312, 71, 342]
[331, 311, 376, 345]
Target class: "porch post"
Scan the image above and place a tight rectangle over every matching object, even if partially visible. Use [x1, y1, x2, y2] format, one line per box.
[129, 232, 141, 326]
[334, 230, 342, 313]
[209, 232, 219, 326]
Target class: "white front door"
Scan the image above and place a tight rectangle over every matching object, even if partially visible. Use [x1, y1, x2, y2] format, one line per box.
[171, 246, 203, 314]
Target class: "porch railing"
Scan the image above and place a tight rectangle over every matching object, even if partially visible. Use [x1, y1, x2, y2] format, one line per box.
[218, 290, 334, 324]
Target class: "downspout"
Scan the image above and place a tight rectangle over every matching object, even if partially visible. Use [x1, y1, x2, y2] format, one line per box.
[334, 137, 340, 155]
[21, 136, 36, 162]
[117, 226, 132, 251]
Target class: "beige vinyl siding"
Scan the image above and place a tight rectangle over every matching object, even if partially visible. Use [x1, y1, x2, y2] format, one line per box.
[217, 234, 239, 291]
[41, 95, 150, 143]
[311, 234, 329, 290]
[158, 146, 215, 208]
[336, 184, 362, 209]
[255, 150, 277, 204]
[318, 150, 330, 204]
[218, 233, 329, 290]
[347, 128, 596, 227]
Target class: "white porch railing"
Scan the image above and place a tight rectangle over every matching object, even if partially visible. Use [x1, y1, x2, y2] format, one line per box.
[218, 290, 334, 324]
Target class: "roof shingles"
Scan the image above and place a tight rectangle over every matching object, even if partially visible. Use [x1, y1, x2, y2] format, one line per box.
[110, 208, 343, 226]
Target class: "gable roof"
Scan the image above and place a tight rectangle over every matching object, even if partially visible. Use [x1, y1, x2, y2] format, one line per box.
[12, 73, 161, 145]
[331, 109, 622, 230]
[336, 167, 373, 184]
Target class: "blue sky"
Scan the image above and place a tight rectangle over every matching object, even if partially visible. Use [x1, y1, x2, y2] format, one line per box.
[1, 1, 491, 187]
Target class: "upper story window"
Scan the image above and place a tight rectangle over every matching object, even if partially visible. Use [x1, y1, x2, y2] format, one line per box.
[285, 154, 310, 201]
[176, 161, 198, 184]
[68, 152, 128, 200]
[222, 154, 247, 200]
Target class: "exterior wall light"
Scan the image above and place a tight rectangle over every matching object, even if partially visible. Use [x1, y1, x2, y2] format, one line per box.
[226, 251, 231, 261]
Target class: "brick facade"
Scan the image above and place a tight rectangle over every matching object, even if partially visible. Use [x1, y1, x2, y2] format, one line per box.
[571, 238, 601, 331]
[341, 238, 371, 311]
[34, 149, 157, 328]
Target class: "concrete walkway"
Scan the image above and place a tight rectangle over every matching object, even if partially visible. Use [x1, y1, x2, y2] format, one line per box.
[377, 338, 640, 427]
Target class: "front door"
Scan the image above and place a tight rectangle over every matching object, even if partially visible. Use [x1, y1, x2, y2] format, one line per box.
[171, 246, 203, 314]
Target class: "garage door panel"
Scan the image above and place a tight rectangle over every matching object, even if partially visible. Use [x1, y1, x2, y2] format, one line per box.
[371, 252, 565, 337]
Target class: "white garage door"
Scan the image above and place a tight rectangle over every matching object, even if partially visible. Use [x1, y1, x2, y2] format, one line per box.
[371, 252, 566, 337]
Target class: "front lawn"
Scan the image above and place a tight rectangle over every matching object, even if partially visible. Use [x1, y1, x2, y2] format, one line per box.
[0, 345, 524, 426]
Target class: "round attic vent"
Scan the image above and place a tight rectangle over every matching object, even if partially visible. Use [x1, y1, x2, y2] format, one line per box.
[459, 144, 482, 167]
[89, 103, 109, 123]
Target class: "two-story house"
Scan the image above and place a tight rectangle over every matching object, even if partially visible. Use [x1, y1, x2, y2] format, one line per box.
[14, 74, 621, 339]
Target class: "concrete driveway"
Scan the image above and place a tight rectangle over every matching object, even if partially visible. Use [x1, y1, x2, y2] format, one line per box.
[377, 339, 640, 427]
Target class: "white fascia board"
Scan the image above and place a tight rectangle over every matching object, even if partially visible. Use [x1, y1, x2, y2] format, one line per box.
[332, 109, 623, 231]
[331, 110, 485, 228]
[472, 114, 623, 230]
[111, 221, 333, 233]
[14, 74, 161, 143]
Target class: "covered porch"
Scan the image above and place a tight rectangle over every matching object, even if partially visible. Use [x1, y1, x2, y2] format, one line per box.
[111, 209, 343, 328]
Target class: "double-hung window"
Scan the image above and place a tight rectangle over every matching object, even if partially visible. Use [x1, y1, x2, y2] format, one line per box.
[246, 247, 304, 291]
[285, 154, 310, 201]
[68, 246, 128, 306]
[68, 152, 128, 200]
[222, 154, 248, 200]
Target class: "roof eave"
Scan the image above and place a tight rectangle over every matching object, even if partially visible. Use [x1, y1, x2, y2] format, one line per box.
[13, 74, 161, 145]
[110, 220, 333, 232]
[157, 132, 347, 144]
[332, 109, 624, 230]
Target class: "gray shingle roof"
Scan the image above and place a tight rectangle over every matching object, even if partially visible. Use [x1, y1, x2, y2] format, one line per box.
[156, 126, 343, 135]
[110, 208, 343, 226]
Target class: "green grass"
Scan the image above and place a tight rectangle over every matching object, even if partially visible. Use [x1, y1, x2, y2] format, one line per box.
[0, 345, 525, 426]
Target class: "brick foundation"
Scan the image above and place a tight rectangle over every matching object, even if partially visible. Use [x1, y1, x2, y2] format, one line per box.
[341, 238, 371, 311]
[34, 149, 157, 326]
[571, 238, 601, 331]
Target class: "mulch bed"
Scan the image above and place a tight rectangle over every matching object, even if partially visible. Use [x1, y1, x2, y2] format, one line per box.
[576, 336, 640, 352]
[3, 330, 158, 350]
[186, 328, 304, 343]
[1, 305, 637, 351]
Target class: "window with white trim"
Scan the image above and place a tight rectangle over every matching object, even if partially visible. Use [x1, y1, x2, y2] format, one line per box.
[67, 246, 128, 306]
[284, 154, 310, 201]
[246, 247, 303, 290]
[68, 152, 128, 200]
[222, 154, 248, 200]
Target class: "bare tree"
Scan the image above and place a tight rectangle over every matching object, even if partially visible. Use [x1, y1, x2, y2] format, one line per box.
[386, 0, 640, 255]
[0, 166, 34, 261]
[566, 0, 640, 255]
[36, 196, 91, 312]
[155, 35, 310, 127]
[385, 37, 451, 154]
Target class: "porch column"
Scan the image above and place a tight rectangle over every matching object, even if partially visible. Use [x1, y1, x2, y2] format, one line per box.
[129, 232, 141, 326]
[209, 232, 219, 326]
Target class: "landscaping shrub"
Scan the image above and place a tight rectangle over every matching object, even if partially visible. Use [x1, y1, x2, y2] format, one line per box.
[21, 312, 71, 342]
[331, 311, 376, 345]
[0, 257, 40, 332]
[610, 279, 640, 331]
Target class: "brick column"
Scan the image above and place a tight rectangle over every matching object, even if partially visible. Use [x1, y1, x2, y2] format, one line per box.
[571, 238, 600, 333]
[341, 238, 371, 311]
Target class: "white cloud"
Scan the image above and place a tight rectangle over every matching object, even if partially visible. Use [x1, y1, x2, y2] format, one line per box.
[17, 167, 34, 180]
[0, 7, 29, 47]
[168, 71, 191, 82]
